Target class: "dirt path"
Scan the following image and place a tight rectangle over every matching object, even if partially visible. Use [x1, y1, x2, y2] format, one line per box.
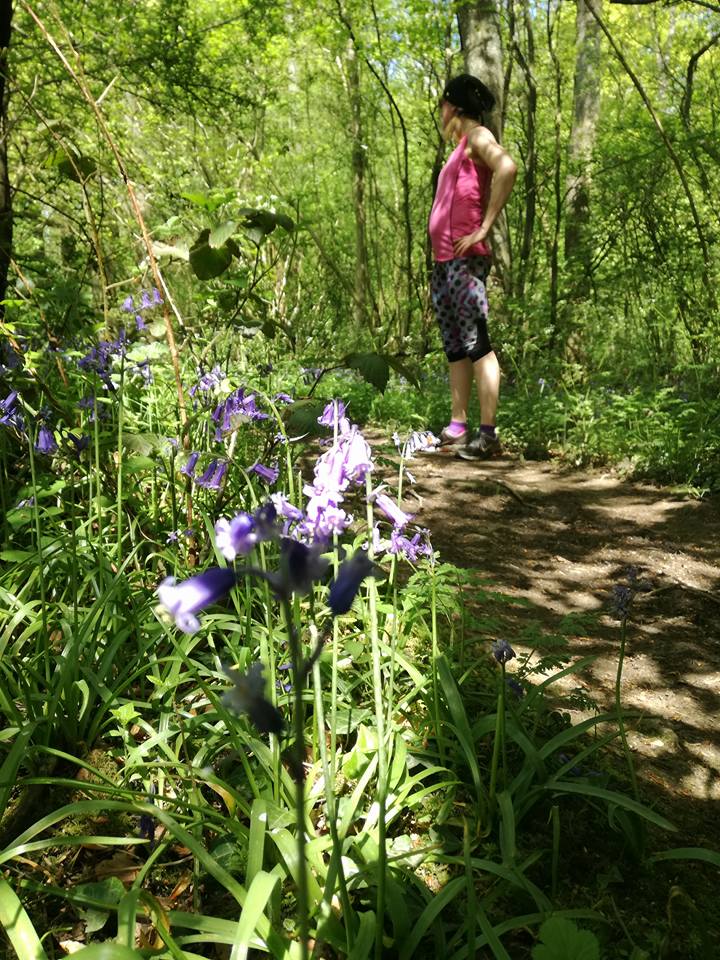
[396, 444, 720, 847]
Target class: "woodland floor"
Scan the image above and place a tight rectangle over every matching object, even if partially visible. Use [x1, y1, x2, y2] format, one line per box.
[375, 433, 720, 853]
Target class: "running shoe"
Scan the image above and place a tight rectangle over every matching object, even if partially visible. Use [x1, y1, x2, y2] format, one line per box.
[457, 431, 501, 460]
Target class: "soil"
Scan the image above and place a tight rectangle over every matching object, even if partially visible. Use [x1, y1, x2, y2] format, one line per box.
[388, 440, 720, 851]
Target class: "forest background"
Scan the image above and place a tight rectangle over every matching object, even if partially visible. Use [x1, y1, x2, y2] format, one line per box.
[1, 0, 719, 486]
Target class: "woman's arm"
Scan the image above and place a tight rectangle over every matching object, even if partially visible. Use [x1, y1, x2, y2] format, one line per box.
[453, 127, 517, 257]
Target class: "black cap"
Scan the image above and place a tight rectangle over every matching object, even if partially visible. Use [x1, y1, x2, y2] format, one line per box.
[442, 74, 495, 120]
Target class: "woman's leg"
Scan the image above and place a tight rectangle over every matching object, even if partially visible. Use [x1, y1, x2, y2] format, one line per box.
[473, 350, 500, 427]
[449, 357, 473, 423]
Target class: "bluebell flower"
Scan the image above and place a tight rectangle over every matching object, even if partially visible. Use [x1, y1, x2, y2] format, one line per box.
[373, 491, 414, 529]
[328, 551, 375, 616]
[67, 432, 91, 456]
[122, 295, 134, 312]
[251, 461, 279, 485]
[134, 360, 153, 385]
[253, 501, 279, 539]
[276, 537, 330, 596]
[212, 388, 268, 440]
[36, 424, 58, 455]
[188, 365, 225, 399]
[609, 584, 633, 620]
[388, 527, 433, 562]
[274, 392, 293, 404]
[506, 676, 525, 699]
[195, 459, 227, 490]
[0, 390, 24, 432]
[157, 567, 237, 634]
[318, 400, 347, 428]
[180, 451, 200, 478]
[215, 513, 257, 561]
[135, 314, 147, 331]
[222, 662, 283, 735]
[492, 639, 516, 664]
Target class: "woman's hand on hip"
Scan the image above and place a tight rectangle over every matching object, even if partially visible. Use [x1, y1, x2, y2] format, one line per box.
[453, 228, 487, 257]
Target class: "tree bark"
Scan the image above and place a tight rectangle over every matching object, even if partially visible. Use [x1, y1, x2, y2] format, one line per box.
[0, 0, 13, 317]
[456, 0, 513, 291]
[564, 0, 603, 299]
[345, 35, 372, 333]
[510, 0, 537, 301]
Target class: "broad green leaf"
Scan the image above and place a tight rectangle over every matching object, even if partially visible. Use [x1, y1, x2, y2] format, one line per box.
[531, 916, 600, 960]
[238, 208, 279, 236]
[209, 220, 237, 248]
[283, 398, 327, 437]
[189, 228, 235, 280]
[344, 352, 390, 393]
[73, 877, 126, 934]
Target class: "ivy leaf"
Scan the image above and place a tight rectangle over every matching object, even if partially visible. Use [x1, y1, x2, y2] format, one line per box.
[344, 352, 390, 393]
[532, 917, 600, 960]
[189, 228, 235, 280]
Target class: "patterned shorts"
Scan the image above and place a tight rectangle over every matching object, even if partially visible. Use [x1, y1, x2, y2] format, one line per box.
[431, 255, 492, 362]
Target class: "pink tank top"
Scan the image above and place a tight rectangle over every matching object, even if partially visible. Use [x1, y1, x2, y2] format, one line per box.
[428, 135, 492, 261]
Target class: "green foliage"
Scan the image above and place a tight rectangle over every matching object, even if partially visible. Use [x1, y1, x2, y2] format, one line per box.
[532, 916, 600, 960]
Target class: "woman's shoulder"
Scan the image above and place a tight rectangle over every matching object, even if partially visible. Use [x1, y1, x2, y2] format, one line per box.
[465, 125, 498, 154]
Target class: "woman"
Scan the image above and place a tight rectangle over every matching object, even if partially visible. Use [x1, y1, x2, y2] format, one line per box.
[428, 74, 517, 459]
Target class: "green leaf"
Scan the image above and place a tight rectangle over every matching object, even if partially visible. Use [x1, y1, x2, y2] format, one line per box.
[209, 220, 237, 248]
[238, 208, 279, 236]
[544, 782, 676, 831]
[73, 878, 126, 934]
[232, 871, 279, 960]
[344, 352, 390, 392]
[273, 212, 295, 231]
[531, 916, 600, 960]
[0, 877, 49, 960]
[650, 847, 720, 869]
[283, 398, 327, 437]
[189, 228, 235, 280]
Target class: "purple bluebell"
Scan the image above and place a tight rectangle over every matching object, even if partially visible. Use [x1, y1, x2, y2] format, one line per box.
[135, 314, 147, 331]
[277, 537, 330, 596]
[610, 584, 633, 620]
[180, 451, 200, 478]
[318, 400, 347, 428]
[251, 461, 279, 485]
[342, 427, 373, 483]
[223, 662, 283, 734]
[135, 360, 153, 385]
[270, 493, 304, 523]
[67, 432, 91, 456]
[302, 490, 351, 540]
[15, 496, 35, 509]
[212, 388, 268, 439]
[373, 492, 414, 529]
[194, 459, 227, 490]
[0, 390, 23, 432]
[36, 424, 58, 455]
[122, 295, 134, 312]
[492, 639, 516, 665]
[157, 566, 237, 634]
[388, 527, 433, 563]
[215, 513, 257, 561]
[140, 290, 153, 310]
[328, 551, 375, 616]
[152, 287, 163, 306]
[253, 501, 279, 540]
[506, 677, 525, 699]
[189, 366, 225, 399]
[274, 392, 294, 404]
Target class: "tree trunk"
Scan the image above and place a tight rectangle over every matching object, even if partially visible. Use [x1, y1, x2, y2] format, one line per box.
[511, 0, 537, 301]
[0, 0, 13, 317]
[345, 36, 372, 333]
[456, 0, 513, 292]
[564, 0, 603, 299]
